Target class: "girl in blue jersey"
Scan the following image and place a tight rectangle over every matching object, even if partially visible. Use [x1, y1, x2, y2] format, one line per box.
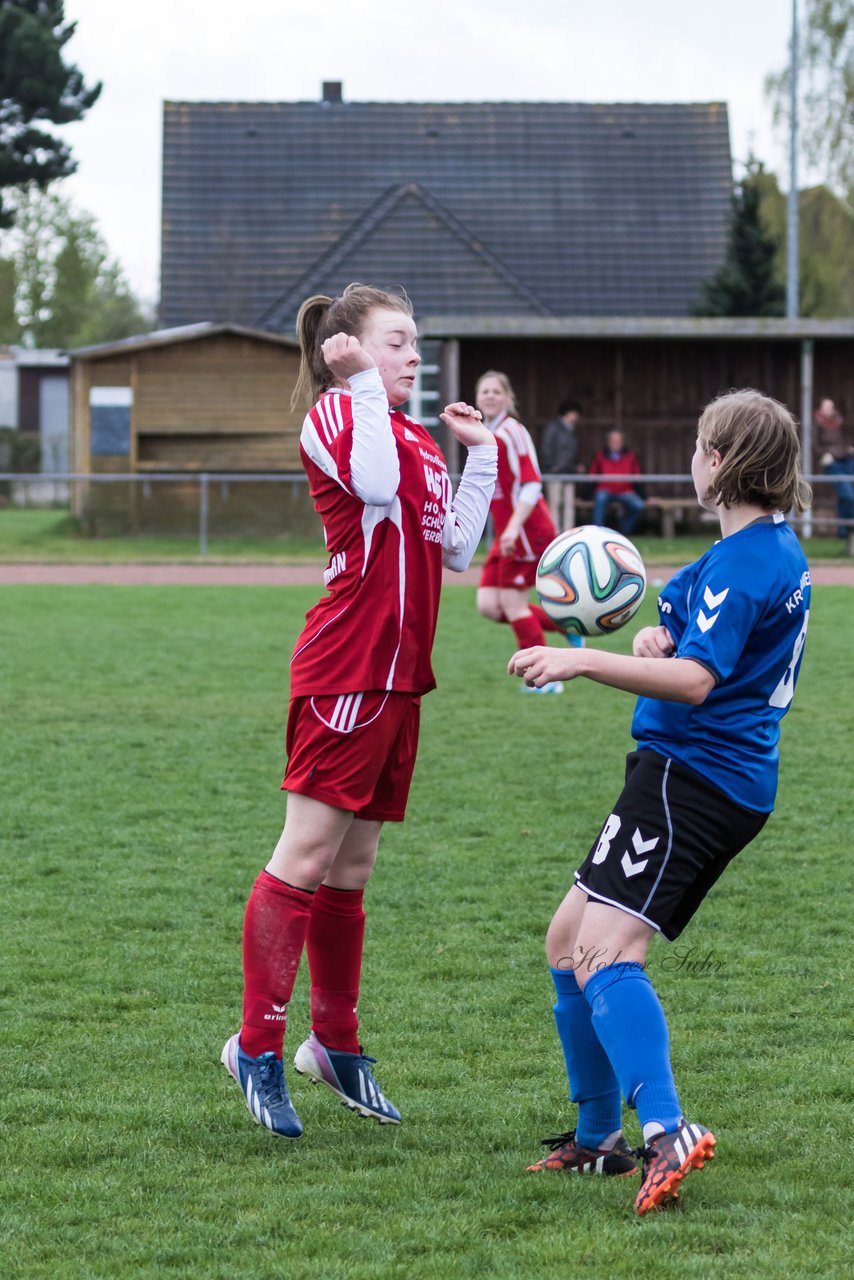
[508, 389, 812, 1214]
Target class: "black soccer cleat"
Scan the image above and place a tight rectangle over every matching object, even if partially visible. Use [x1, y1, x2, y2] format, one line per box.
[526, 1129, 638, 1176]
[634, 1121, 716, 1214]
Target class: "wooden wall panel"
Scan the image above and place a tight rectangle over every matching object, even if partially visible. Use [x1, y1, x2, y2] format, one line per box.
[135, 336, 301, 436]
[459, 335, 841, 493]
[136, 433, 302, 471]
[88, 358, 133, 387]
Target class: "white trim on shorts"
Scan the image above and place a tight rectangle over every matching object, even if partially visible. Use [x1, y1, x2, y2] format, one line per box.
[572, 875, 662, 933]
[641, 757, 674, 916]
[309, 691, 391, 734]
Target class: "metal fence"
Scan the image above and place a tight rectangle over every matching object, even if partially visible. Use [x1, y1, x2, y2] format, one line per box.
[0, 471, 847, 555]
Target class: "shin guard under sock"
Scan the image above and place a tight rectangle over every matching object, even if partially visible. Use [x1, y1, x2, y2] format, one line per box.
[551, 967, 622, 1148]
[306, 884, 365, 1054]
[511, 612, 545, 649]
[530, 603, 562, 634]
[583, 962, 682, 1135]
[240, 871, 314, 1058]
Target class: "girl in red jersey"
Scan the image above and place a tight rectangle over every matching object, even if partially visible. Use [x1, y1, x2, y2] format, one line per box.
[222, 284, 496, 1138]
[475, 370, 578, 694]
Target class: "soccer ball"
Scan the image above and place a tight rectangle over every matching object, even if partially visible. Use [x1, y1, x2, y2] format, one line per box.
[536, 525, 647, 637]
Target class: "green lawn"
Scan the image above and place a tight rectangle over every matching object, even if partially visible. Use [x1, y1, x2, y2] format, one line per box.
[1, 585, 852, 1278]
[1, 506, 852, 565]
[0, 508, 325, 562]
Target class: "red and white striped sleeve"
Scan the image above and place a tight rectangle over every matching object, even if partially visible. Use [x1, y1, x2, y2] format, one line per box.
[300, 369, 400, 505]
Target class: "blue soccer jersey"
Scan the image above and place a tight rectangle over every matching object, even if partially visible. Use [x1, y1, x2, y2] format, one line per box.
[632, 514, 810, 812]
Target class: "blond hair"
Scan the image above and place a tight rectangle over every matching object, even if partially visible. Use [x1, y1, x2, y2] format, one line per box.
[697, 389, 812, 514]
[291, 283, 413, 409]
[475, 370, 519, 419]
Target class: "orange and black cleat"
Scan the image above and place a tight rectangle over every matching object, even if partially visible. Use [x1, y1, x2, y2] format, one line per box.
[634, 1122, 716, 1214]
[527, 1129, 638, 1176]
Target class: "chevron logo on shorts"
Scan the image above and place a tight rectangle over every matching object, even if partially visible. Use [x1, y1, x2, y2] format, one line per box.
[621, 828, 659, 878]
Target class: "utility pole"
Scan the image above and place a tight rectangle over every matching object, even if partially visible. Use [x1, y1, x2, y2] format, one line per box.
[786, 0, 799, 319]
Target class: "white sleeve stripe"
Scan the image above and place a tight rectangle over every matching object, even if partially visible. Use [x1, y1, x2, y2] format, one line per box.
[315, 397, 333, 445]
[508, 422, 528, 455]
[332, 393, 345, 436]
[300, 419, 350, 490]
[319, 393, 344, 443]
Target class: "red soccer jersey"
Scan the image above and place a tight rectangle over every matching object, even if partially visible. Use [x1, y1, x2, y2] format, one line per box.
[490, 414, 556, 557]
[290, 387, 452, 696]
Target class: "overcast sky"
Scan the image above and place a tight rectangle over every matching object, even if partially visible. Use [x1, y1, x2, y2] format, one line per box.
[53, 0, 797, 306]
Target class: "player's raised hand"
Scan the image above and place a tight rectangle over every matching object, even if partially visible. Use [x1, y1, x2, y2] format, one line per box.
[439, 402, 494, 447]
[321, 332, 377, 381]
[632, 625, 675, 659]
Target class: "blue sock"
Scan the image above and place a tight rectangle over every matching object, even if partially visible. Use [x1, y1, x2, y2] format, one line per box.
[583, 962, 682, 1136]
[550, 967, 622, 1148]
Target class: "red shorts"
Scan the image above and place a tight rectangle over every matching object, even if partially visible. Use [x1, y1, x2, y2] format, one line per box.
[480, 541, 539, 590]
[282, 691, 421, 822]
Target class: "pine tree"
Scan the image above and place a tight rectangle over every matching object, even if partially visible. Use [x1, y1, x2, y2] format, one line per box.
[695, 163, 786, 317]
[0, 1, 101, 228]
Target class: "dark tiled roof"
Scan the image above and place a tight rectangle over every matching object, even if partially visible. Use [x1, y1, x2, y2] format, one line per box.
[160, 100, 732, 330]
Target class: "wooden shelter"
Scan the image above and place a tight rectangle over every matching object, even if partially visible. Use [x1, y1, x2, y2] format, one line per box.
[418, 316, 854, 536]
[68, 324, 305, 534]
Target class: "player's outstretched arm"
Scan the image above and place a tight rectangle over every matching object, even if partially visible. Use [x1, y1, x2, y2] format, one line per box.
[440, 404, 497, 572]
[508, 645, 714, 705]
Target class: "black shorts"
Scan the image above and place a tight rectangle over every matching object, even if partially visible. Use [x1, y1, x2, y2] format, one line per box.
[574, 750, 768, 940]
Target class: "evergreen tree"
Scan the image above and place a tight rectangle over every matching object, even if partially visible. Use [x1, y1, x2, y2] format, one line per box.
[0, 0, 101, 228]
[695, 163, 786, 317]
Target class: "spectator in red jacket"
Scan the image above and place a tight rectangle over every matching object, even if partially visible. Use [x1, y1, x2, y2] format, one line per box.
[589, 430, 645, 535]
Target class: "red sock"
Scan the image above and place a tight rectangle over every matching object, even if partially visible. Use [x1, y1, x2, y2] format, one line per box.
[511, 612, 545, 649]
[240, 871, 314, 1058]
[529, 603, 561, 633]
[306, 884, 365, 1054]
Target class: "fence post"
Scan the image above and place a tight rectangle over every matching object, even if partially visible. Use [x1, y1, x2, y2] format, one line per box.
[199, 473, 209, 556]
[800, 338, 813, 539]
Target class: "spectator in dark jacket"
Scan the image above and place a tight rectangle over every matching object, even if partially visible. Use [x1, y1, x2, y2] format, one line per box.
[540, 400, 581, 530]
[589, 430, 645, 535]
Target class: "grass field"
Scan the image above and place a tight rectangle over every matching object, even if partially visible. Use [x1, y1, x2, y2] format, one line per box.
[2, 506, 853, 565]
[1, 584, 852, 1279]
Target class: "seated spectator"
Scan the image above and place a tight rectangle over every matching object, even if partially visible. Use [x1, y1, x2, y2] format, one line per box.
[813, 397, 853, 539]
[588, 430, 645, 535]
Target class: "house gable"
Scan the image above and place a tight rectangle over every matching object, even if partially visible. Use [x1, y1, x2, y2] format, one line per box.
[259, 182, 550, 330]
[160, 99, 733, 328]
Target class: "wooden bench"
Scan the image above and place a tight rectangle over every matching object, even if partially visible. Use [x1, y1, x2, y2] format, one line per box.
[645, 497, 688, 539]
[567, 495, 687, 537]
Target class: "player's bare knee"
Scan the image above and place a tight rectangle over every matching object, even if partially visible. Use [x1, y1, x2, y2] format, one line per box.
[476, 594, 502, 621]
[546, 919, 580, 973]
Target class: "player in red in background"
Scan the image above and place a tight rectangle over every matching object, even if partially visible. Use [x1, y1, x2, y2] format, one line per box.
[222, 284, 497, 1138]
[475, 370, 581, 695]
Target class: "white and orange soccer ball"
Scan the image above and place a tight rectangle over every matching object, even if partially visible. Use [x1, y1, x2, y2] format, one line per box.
[535, 525, 647, 637]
